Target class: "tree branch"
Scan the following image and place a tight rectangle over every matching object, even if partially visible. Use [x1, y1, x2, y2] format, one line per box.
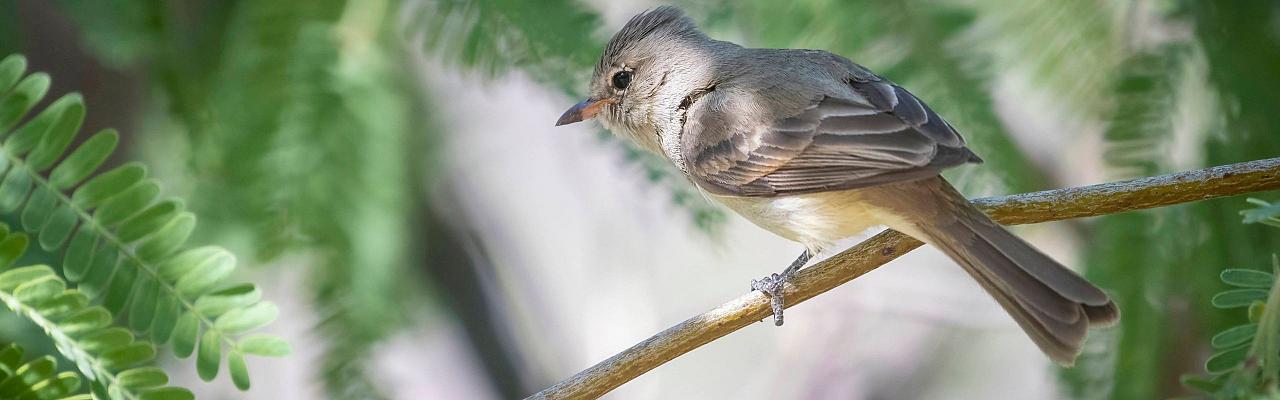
[529, 157, 1280, 400]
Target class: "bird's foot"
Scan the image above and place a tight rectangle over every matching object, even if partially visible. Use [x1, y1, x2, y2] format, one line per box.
[750, 271, 792, 326]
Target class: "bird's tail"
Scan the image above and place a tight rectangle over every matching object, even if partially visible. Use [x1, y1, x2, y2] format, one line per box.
[881, 177, 1119, 365]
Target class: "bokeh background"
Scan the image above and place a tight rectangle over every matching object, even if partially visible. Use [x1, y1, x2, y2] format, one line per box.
[2, 0, 1280, 398]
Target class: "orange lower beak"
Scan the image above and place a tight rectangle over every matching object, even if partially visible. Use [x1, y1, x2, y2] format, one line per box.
[556, 98, 612, 126]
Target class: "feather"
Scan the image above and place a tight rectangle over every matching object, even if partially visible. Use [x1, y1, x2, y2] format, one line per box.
[683, 53, 977, 197]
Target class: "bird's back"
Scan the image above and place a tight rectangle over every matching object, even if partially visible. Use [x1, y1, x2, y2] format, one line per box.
[717, 48, 882, 120]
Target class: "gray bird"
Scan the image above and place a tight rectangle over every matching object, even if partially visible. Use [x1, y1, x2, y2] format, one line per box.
[555, 6, 1117, 364]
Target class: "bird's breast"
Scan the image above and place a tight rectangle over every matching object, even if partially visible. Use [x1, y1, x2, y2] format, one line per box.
[709, 189, 891, 253]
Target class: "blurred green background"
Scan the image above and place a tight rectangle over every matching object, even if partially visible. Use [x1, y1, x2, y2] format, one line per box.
[1, 0, 1279, 399]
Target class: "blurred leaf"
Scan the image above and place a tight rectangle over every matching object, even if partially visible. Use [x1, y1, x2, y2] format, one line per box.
[1210, 323, 1256, 349]
[0, 343, 82, 400]
[1179, 374, 1221, 394]
[1074, 45, 1202, 400]
[413, 0, 726, 233]
[228, 351, 249, 390]
[1248, 301, 1265, 324]
[1241, 198, 1280, 228]
[237, 334, 291, 357]
[196, 330, 220, 381]
[1204, 344, 1248, 374]
[1220, 268, 1275, 288]
[1212, 289, 1270, 309]
[411, 0, 602, 92]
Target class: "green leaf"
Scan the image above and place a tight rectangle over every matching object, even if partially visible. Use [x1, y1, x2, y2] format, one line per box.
[138, 387, 194, 400]
[1211, 289, 1270, 308]
[57, 307, 111, 337]
[0, 73, 49, 133]
[26, 94, 85, 171]
[99, 343, 156, 371]
[0, 55, 285, 394]
[20, 186, 56, 232]
[1211, 323, 1257, 350]
[6, 94, 74, 156]
[1205, 345, 1249, 374]
[115, 367, 167, 389]
[62, 228, 95, 282]
[69, 162, 145, 210]
[48, 129, 117, 190]
[13, 275, 64, 304]
[38, 204, 77, 251]
[149, 296, 180, 345]
[194, 284, 261, 317]
[174, 249, 236, 298]
[0, 166, 33, 213]
[28, 371, 81, 399]
[1241, 198, 1280, 226]
[1220, 269, 1275, 288]
[34, 291, 88, 319]
[0, 233, 24, 270]
[0, 226, 191, 397]
[102, 262, 137, 314]
[135, 213, 195, 261]
[116, 200, 182, 243]
[0, 265, 54, 291]
[0, 344, 21, 370]
[128, 275, 159, 332]
[238, 334, 291, 357]
[214, 301, 278, 334]
[157, 246, 225, 282]
[93, 181, 159, 226]
[228, 350, 250, 390]
[171, 313, 198, 358]
[197, 330, 222, 381]
[0, 55, 25, 94]
[78, 327, 132, 354]
[0, 356, 54, 396]
[77, 251, 116, 299]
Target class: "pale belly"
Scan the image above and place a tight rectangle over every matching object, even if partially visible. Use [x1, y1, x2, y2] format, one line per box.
[711, 189, 903, 253]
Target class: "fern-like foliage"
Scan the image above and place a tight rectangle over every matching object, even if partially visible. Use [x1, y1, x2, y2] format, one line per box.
[1180, 260, 1280, 398]
[1074, 50, 1199, 400]
[0, 225, 191, 399]
[966, 0, 1126, 117]
[0, 342, 88, 400]
[1242, 198, 1280, 229]
[409, 0, 727, 232]
[1177, 201, 1280, 398]
[409, 0, 602, 92]
[0, 54, 289, 390]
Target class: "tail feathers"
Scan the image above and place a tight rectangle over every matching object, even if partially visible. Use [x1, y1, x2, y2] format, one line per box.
[916, 181, 1119, 365]
[928, 220, 1118, 364]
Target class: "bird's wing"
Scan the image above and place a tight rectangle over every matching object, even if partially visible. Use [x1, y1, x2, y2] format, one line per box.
[682, 72, 981, 197]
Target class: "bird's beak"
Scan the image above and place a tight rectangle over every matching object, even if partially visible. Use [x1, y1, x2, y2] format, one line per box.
[556, 98, 613, 126]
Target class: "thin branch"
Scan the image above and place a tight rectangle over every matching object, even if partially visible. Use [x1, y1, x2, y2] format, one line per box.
[529, 157, 1280, 400]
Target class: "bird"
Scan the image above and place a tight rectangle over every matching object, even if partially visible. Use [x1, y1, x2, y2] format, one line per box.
[554, 6, 1117, 365]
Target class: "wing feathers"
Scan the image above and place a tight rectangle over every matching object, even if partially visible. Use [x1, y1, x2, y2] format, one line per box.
[685, 68, 978, 197]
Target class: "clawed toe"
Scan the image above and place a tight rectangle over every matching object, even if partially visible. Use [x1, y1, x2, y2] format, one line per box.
[751, 273, 788, 326]
[750, 251, 812, 327]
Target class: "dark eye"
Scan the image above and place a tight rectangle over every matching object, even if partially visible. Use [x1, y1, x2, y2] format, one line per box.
[611, 70, 632, 90]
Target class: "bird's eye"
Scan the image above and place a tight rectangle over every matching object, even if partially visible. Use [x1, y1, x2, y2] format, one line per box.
[612, 70, 632, 90]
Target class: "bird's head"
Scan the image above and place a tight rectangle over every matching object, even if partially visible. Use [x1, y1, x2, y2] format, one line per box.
[557, 6, 721, 153]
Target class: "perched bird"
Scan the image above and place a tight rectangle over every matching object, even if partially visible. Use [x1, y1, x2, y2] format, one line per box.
[555, 6, 1117, 364]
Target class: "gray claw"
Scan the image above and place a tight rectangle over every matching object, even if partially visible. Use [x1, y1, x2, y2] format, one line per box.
[751, 273, 787, 326]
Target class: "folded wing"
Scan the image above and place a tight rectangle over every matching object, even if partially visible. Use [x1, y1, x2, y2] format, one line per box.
[684, 74, 981, 197]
